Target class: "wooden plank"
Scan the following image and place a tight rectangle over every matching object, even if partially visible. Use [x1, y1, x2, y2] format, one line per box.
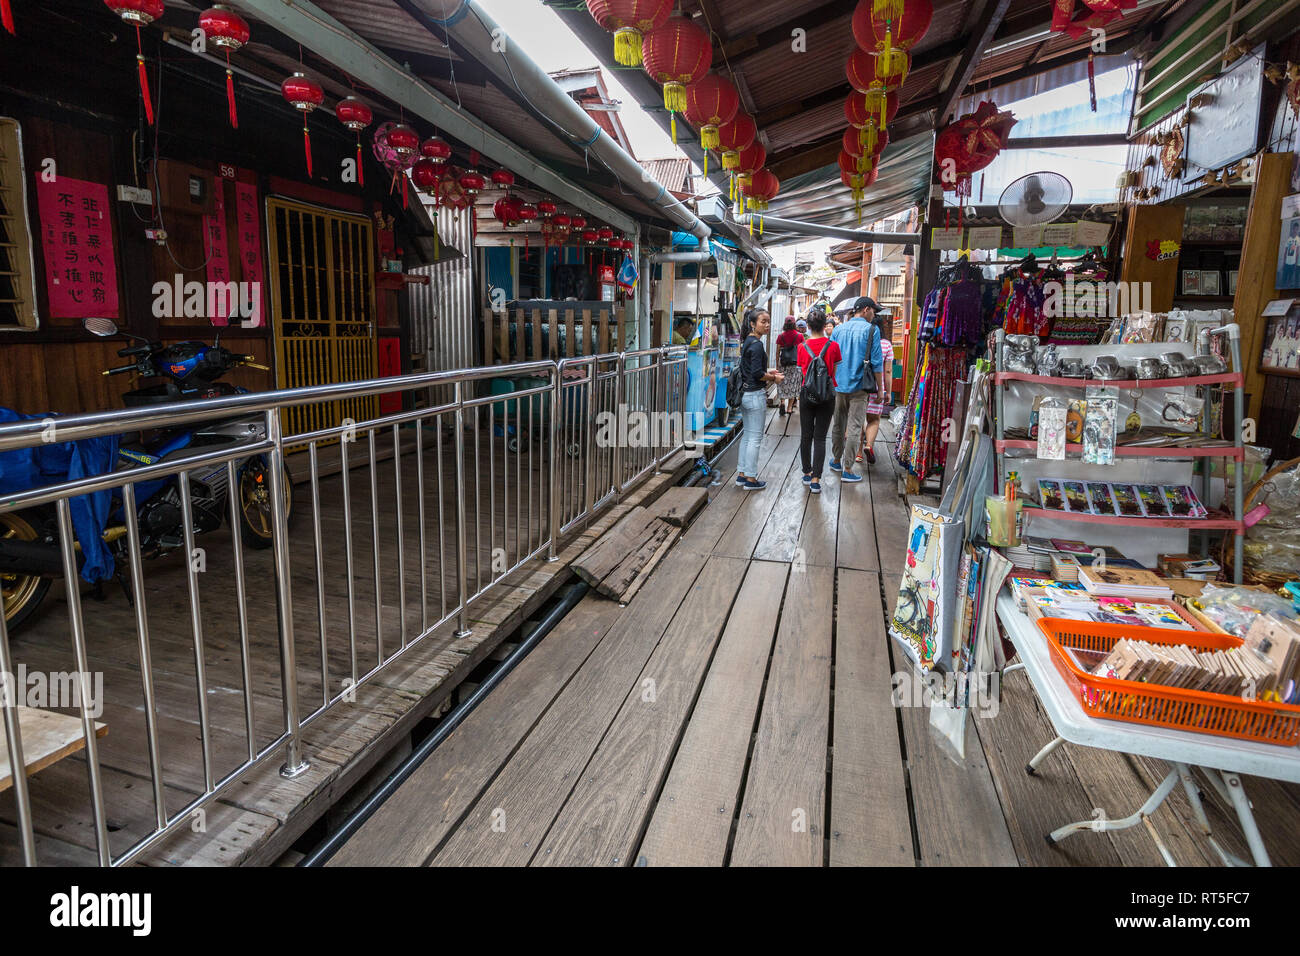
[752, 455, 810, 563]
[598, 308, 610, 355]
[482, 307, 494, 364]
[730, 563, 834, 866]
[796, 466, 839, 568]
[0, 708, 108, 793]
[835, 468, 878, 570]
[430, 551, 715, 866]
[884, 571, 1018, 866]
[646, 486, 708, 527]
[530, 308, 541, 361]
[829, 569, 914, 866]
[564, 309, 576, 358]
[581, 308, 593, 356]
[712, 436, 799, 560]
[534, 555, 751, 865]
[972, 669, 1124, 866]
[637, 561, 788, 865]
[547, 308, 558, 361]
[328, 592, 626, 866]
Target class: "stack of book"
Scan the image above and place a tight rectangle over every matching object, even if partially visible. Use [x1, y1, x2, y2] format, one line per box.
[1078, 565, 1174, 601]
[1003, 536, 1053, 572]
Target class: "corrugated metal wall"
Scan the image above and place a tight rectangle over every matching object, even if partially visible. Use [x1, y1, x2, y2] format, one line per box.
[408, 206, 476, 374]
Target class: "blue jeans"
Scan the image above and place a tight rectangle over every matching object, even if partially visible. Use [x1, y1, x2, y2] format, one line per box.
[738, 389, 765, 477]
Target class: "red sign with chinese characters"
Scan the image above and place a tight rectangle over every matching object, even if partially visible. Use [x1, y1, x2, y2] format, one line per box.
[36, 176, 119, 318]
[206, 176, 232, 325]
[234, 180, 265, 327]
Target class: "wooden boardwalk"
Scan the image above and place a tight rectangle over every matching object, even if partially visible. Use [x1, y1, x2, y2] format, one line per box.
[0, 421, 698, 866]
[334, 410, 1300, 867]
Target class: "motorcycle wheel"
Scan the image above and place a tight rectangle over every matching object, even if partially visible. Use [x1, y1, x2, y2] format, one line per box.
[2, 511, 53, 634]
[237, 459, 293, 550]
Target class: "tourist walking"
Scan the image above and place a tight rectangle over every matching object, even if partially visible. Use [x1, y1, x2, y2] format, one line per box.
[774, 317, 804, 416]
[795, 310, 842, 495]
[828, 296, 884, 483]
[735, 308, 781, 490]
[858, 311, 895, 465]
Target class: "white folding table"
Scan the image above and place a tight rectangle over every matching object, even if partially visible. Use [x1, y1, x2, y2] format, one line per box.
[996, 592, 1300, 867]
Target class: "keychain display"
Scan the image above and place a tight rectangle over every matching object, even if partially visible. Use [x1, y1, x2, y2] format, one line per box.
[1037, 398, 1067, 460]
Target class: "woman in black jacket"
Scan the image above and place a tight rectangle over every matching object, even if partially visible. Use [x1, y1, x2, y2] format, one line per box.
[735, 308, 782, 490]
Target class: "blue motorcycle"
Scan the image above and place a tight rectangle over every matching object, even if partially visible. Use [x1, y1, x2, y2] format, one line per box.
[0, 317, 291, 633]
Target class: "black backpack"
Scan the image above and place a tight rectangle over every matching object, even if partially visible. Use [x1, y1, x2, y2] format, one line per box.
[799, 341, 833, 405]
[778, 339, 798, 366]
[726, 358, 743, 409]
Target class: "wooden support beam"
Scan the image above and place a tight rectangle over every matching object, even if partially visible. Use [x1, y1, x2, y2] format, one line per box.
[937, 0, 1014, 123]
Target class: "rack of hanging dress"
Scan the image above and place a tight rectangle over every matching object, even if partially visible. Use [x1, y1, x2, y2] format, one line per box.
[896, 256, 994, 480]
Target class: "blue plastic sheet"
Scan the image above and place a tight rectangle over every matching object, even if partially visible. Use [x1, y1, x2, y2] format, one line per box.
[0, 409, 120, 583]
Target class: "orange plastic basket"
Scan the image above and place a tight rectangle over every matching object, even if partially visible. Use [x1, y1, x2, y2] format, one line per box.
[1036, 618, 1300, 746]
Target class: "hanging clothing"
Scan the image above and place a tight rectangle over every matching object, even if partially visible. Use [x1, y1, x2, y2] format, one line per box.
[1002, 268, 1050, 338]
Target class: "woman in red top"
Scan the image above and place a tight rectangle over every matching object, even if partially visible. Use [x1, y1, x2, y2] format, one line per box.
[774, 317, 804, 416]
[794, 310, 842, 493]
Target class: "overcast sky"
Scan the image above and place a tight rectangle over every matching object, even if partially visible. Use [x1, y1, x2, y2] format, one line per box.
[476, 0, 681, 161]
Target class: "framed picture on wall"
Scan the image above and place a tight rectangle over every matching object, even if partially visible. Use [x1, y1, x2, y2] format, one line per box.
[1280, 194, 1300, 290]
[1181, 269, 1200, 295]
[1227, 269, 1238, 294]
[1260, 303, 1300, 375]
[1200, 271, 1221, 295]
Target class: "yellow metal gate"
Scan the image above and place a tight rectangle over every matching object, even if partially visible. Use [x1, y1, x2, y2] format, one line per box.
[266, 198, 377, 438]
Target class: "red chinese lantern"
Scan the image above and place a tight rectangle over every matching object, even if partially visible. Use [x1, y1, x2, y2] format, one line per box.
[845, 89, 897, 154]
[1051, 0, 1137, 40]
[537, 200, 558, 218]
[420, 137, 452, 164]
[458, 169, 487, 196]
[570, 215, 588, 230]
[684, 74, 739, 173]
[1, 0, 12, 35]
[847, 46, 907, 94]
[730, 141, 765, 206]
[641, 15, 712, 141]
[715, 113, 756, 171]
[580, 229, 600, 245]
[852, 0, 932, 81]
[934, 100, 1015, 221]
[281, 73, 324, 178]
[740, 168, 779, 234]
[842, 125, 889, 164]
[105, 0, 165, 126]
[552, 213, 572, 229]
[336, 97, 373, 187]
[491, 168, 516, 189]
[597, 226, 614, 243]
[386, 124, 419, 161]
[412, 157, 440, 194]
[585, 0, 673, 67]
[199, 6, 248, 129]
[493, 196, 523, 226]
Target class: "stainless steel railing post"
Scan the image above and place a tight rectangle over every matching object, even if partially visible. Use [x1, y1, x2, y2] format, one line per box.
[548, 365, 562, 561]
[583, 357, 597, 519]
[267, 409, 309, 779]
[613, 353, 625, 499]
[454, 381, 472, 635]
[0, 593, 36, 865]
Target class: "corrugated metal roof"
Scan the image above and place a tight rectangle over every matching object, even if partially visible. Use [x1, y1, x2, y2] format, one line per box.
[639, 158, 693, 195]
[759, 130, 934, 246]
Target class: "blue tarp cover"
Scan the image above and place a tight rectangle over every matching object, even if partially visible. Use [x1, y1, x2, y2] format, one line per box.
[0, 409, 120, 583]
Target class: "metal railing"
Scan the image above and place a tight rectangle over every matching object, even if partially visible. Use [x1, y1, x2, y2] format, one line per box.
[0, 347, 691, 866]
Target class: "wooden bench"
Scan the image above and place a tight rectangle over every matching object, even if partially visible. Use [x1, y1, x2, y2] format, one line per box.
[0, 707, 108, 793]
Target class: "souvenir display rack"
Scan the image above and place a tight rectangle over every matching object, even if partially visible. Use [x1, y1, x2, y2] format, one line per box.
[991, 326, 1246, 582]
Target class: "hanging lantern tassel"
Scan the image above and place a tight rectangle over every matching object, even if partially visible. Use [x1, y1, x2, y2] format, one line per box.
[356, 140, 365, 187]
[401, 173, 408, 209]
[2, 0, 14, 35]
[225, 62, 239, 129]
[302, 120, 313, 178]
[614, 27, 643, 67]
[874, 0, 904, 21]
[860, 124, 878, 154]
[433, 210, 439, 259]
[664, 82, 686, 143]
[704, 152, 709, 177]
[1088, 53, 1097, 112]
[135, 27, 155, 126]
